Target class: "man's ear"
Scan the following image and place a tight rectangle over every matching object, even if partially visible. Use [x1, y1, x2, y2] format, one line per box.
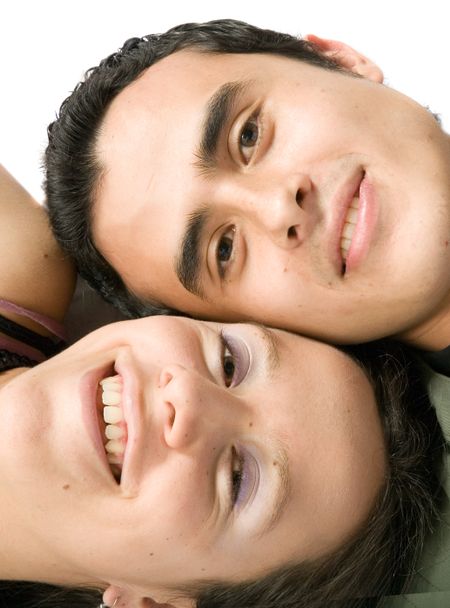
[305, 34, 384, 83]
[102, 585, 190, 608]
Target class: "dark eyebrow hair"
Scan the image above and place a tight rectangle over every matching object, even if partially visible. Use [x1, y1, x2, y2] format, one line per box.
[193, 80, 248, 174]
[175, 205, 210, 298]
[176, 81, 250, 298]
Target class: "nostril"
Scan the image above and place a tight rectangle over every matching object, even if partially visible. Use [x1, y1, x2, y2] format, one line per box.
[296, 189, 303, 206]
[162, 401, 177, 448]
[159, 369, 174, 389]
[166, 401, 176, 429]
[287, 226, 297, 239]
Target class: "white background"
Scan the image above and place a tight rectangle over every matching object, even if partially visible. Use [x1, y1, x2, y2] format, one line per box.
[1, 0, 448, 202]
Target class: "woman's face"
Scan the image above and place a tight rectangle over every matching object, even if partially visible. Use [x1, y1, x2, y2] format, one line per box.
[0, 317, 385, 603]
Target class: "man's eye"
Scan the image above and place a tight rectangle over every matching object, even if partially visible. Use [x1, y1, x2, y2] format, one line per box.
[216, 227, 235, 278]
[239, 118, 259, 163]
[218, 236, 233, 262]
[240, 121, 259, 147]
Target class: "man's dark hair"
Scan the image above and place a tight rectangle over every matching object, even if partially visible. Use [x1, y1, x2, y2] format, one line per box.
[44, 19, 344, 318]
[1, 340, 445, 607]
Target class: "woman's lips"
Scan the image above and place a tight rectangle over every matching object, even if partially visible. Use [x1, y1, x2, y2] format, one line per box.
[79, 350, 143, 491]
[113, 350, 143, 495]
[100, 375, 128, 482]
[80, 362, 117, 482]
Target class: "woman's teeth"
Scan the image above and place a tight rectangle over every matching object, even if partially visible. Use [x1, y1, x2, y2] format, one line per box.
[340, 197, 359, 262]
[105, 425, 124, 439]
[100, 375, 126, 460]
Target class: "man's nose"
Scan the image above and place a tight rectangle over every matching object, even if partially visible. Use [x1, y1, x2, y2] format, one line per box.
[244, 173, 311, 249]
[157, 364, 227, 450]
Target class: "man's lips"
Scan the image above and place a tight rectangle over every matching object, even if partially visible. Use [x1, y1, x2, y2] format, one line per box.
[329, 168, 365, 275]
[328, 167, 378, 276]
[343, 172, 377, 273]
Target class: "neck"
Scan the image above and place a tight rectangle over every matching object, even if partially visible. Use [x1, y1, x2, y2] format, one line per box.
[397, 292, 450, 351]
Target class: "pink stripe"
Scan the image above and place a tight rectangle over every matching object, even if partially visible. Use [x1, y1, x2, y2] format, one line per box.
[0, 335, 45, 363]
[0, 299, 66, 341]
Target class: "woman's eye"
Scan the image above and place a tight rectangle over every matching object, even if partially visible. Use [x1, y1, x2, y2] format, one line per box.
[239, 118, 259, 163]
[218, 331, 250, 388]
[216, 227, 235, 278]
[222, 344, 236, 388]
[230, 446, 244, 505]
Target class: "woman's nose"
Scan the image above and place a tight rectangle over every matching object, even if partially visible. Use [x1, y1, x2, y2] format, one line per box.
[157, 364, 221, 450]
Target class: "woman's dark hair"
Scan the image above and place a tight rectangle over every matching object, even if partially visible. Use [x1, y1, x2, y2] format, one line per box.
[1, 339, 445, 607]
[44, 19, 344, 318]
[0, 583, 101, 607]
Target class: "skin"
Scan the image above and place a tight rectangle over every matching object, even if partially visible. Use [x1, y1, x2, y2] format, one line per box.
[94, 43, 450, 350]
[0, 315, 385, 607]
[0, 165, 75, 334]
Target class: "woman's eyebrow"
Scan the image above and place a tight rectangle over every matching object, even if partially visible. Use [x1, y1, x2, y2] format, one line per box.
[259, 441, 292, 538]
[193, 80, 251, 174]
[249, 324, 289, 536]
[250, 323, 281, 377]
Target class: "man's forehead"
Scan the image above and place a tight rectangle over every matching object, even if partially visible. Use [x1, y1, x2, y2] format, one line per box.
[143, 47, 269, 74]
[97, 54, 204, 168]
[100, 51, 224, 138]
[97, 50, 264, 183]
[100, 47, 317, 147]
[94, 52, 224, 299]
[110, 48, 286, 105]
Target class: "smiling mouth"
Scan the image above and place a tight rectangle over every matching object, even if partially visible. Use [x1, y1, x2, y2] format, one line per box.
[339, 172, 364, 274]
[96, 372, 128, 483]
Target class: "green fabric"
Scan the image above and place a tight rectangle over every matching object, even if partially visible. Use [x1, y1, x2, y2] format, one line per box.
[385, 368, 450, 606]
[386, 591, 450, 607]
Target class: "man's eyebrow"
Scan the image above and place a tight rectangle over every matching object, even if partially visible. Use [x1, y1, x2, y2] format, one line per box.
[176, 81, 251, 297]
[193, 80, 249, 174]
[175, 205, 210, 299]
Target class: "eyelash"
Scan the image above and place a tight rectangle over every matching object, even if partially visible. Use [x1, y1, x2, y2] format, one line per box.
[219, 330, 238, 387]
[237, 111, 262, 164]
[216, 226, 236, 279]
[213, 111, 263, 279]
[229, 446, 244, 507]
[218, 333, 247, 508]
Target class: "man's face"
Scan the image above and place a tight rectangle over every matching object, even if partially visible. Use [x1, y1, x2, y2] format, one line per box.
[94, 50, 450, 343]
